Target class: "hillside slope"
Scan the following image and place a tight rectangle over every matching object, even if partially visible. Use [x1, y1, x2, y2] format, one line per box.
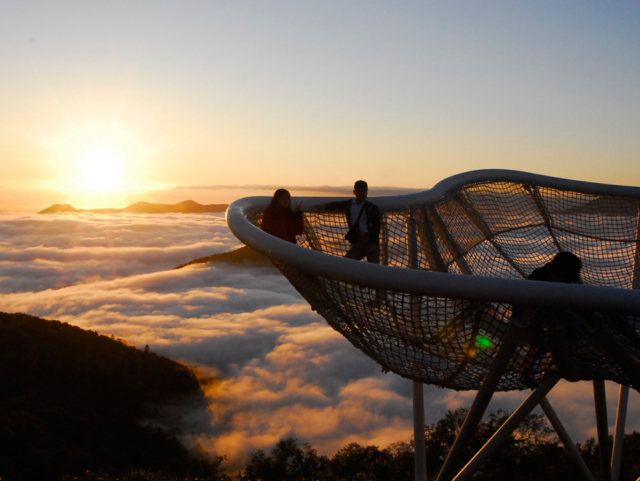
[174, 245, 274, 270]
[0, 312, 219, 480]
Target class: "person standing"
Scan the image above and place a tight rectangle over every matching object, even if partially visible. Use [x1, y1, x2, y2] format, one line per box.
[322, 180, 381, 263]
[261, 189, 304, 244]
[512, 252, 586, 386]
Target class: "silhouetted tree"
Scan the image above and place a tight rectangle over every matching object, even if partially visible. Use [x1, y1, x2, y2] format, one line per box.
[241, 438, 331, 481]
[619, 432, 640, 481]
[7, 311, 640, 481]
[423, 408, 578, 480]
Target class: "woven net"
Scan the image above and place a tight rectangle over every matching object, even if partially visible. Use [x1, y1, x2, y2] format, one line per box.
[242, 176, 640, 392]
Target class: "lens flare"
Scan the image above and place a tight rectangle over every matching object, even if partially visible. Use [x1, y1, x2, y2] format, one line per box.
[475, 335, 492, 349]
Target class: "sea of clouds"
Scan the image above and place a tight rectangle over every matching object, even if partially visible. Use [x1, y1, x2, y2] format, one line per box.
[1, 211, 638, 470]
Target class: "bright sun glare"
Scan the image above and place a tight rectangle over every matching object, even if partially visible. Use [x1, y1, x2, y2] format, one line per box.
[79, 147, 123, 191]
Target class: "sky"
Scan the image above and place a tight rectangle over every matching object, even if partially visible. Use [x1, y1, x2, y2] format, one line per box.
[1, 211, 638, 472]
[1, 1, 640, 212]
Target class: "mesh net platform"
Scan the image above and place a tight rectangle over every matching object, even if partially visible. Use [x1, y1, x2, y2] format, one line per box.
[227, 170, 640, 393]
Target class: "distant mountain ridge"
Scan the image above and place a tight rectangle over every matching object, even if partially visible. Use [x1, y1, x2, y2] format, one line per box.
[38, 199, 228, 214]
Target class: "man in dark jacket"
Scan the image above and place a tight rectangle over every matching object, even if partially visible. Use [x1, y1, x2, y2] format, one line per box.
[321, 180, 381, 264]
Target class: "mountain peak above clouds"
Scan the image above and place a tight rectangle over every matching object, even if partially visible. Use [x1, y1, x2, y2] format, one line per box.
[37, 200, 229, 214]
[37, 203, 78, 214]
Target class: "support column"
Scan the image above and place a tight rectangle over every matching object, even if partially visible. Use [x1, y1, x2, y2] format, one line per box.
[437, 323, 523, 481]
[408, 208, 427, 481]
[593, 379, 612, 481]
[611, 385, 629, 481]
[453, 375, 560, 481]
[413, 381, 427, 481]
[539, 397, 595, 481]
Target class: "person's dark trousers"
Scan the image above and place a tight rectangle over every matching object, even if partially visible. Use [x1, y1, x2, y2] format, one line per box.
[345, 233, 380, 264]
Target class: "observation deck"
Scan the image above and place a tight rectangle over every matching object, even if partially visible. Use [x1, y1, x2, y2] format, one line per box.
[228, 169, 640, 391]
[227, 170, 640, 481]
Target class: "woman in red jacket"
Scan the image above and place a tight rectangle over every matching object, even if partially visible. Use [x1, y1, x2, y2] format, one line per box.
[261, 189, 304, 243]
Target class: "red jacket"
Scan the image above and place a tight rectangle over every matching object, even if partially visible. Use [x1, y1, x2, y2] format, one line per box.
[262, 206, 304, 243]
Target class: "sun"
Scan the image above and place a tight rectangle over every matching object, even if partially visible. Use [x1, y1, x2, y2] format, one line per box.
[78, 147, 123, 191]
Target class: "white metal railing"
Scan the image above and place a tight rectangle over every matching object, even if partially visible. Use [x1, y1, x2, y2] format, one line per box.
[227, 169, 640, 313]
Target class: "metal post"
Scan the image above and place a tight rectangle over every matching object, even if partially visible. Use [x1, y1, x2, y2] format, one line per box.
[413, 381, 427, 481]
[408, 209, 427, 481]
[611, 385, 629, 481]
[539, 397, 595, 481]
[593, 379, 612, 481]
[437, 323, 523, 481]
[452, 375, 560, 481]
[427, 208, 473, 275]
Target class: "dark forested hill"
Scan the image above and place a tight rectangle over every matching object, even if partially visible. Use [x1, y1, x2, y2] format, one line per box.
[0, 312, 221, 481]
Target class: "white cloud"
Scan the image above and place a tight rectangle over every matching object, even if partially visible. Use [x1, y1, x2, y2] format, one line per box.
[1, 212, 638, 473]
[0, 212, 241, 292]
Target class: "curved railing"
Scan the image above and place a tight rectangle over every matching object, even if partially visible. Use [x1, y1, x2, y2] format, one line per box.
[227, 169, 640, 392]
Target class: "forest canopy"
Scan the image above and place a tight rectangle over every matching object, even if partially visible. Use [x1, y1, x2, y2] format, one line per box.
[0, 312, 222, 481]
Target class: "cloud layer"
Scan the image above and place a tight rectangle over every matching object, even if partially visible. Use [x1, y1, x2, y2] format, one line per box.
[0, 212, 638, 471]
[0, 212, 241, 293]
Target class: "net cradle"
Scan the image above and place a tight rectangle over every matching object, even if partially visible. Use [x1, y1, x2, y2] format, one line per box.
[226, 169, 640, 393]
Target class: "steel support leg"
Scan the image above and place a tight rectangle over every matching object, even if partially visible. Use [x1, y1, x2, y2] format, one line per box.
[413, 381, 427, 481]
[611, 385, 629, 481]
[452, 374, 560, 481]
[593, 379, 612, 481]
[539, 397, 595, 481]
[436, 323, 523, 481]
